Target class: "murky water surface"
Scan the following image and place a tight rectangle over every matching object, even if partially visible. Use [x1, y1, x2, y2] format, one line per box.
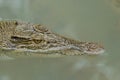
[0, 0, 120, 80]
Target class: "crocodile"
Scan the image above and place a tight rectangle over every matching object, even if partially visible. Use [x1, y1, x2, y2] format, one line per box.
[0, 20, 104, 57]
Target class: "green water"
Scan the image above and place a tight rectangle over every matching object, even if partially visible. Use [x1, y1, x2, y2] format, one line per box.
[0, 0, 120, 80]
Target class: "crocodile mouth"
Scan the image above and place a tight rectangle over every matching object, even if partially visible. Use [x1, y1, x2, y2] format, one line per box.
[83, 49, 105, 55]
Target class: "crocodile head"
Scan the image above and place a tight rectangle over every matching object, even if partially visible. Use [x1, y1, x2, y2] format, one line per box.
[0, 20, 105, 56]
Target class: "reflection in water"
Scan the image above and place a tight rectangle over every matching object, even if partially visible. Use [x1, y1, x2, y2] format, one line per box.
[70, 56, 114, 80]
[0, 54, 115, 80]
[0, 75, 10, 80]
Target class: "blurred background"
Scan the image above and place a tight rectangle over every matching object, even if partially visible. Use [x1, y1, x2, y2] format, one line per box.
[0, 0, 120, 80]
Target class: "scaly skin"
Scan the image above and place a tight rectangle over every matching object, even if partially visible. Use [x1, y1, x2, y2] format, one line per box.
[0, 20, 104, 57]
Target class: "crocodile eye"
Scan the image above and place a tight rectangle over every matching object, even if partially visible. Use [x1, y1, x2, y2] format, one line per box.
[33, 39, 42, 44]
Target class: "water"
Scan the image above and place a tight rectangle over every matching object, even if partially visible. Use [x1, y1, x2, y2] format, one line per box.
[0, 0, 120, 80]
